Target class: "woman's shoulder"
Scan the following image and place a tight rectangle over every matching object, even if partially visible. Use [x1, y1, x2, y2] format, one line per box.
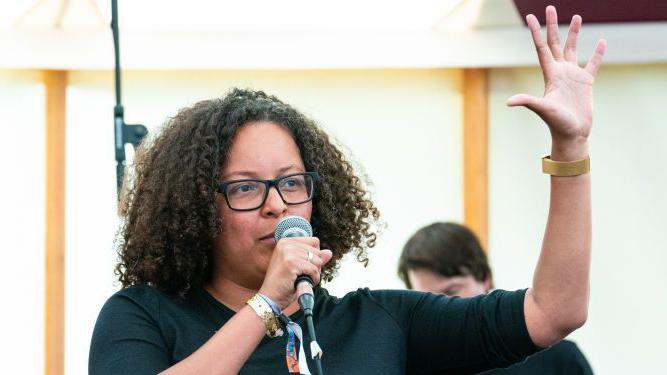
[317, 287, 430, 314]
[320, 286, 424, 299]
[100, 284, 175, 318]
[111, 283, 166, 301]
[315, 287, 440, 335]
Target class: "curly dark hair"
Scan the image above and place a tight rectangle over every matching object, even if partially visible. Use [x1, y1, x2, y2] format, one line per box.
[116, 88, 381, 295]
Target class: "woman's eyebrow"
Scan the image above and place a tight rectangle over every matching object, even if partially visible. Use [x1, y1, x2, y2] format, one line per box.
[222, 165, 300, 180]
[221, 170, 257, 180]
[277, 164, 300, 174]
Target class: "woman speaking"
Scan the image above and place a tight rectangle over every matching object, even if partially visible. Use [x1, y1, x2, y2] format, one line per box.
[89, 6, 606, 374]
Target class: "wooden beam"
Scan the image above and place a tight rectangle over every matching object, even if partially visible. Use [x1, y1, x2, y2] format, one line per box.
[44, 70, 67, 375]
[462, 68, 489, 250]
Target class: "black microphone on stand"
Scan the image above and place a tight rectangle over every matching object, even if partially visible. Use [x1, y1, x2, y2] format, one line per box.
[275, 216, 324, 375]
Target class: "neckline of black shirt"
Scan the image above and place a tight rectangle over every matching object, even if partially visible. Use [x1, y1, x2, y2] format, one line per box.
[195, 285, 329, 323]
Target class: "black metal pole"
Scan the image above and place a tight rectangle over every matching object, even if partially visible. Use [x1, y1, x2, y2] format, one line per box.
[112, 0, 121, 107]
[111, 0, 147, 200]
[112, 0, 124, 197]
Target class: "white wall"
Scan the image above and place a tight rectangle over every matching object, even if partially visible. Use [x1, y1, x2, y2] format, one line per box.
[65, 69, 464, 374]
[489, 64, 667, 374]
[0, 70, 45, 374]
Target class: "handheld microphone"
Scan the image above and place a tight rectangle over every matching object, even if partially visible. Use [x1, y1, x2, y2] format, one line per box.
[274, 216, 324, 374]
[274, 216, 315, 314]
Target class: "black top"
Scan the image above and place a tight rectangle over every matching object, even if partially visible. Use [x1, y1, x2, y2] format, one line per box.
[89, 285, 540, 374]
[480, 340, 592, 375]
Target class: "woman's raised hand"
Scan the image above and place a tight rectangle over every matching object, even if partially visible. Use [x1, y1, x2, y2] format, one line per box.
[507, 6, 606, 146]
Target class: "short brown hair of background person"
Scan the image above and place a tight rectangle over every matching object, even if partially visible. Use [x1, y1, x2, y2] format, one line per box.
[398, 222, 492, 291]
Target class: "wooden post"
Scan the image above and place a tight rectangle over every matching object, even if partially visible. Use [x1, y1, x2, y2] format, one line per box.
[462, 68, 489, 250]
[44, 70, 67, 375]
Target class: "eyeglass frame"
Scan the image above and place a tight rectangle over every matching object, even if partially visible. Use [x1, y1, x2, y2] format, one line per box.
[216, 171, 319, 211]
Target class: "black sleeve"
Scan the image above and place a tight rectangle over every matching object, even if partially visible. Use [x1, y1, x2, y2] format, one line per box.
[568, 343, 594, 375]
[547, 340, 594, 375]
[89, 291, 171, 375]
[369, 288, 541, 374]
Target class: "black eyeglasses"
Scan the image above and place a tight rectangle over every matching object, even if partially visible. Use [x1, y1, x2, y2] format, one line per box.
[217, 172, 319, 211]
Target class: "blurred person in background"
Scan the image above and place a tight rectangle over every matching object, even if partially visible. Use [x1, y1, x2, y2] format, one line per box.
[399, 222, 593, 374]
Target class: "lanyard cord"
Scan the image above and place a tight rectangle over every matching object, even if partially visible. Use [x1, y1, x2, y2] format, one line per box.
[258, 294, 324, 375]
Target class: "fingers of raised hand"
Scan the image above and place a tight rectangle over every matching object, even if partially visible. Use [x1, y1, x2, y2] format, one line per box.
[506, 93, 542, 110]
[529, 7, 585, 65]
[528, 7, 603, 78]
[545, 5, 563, 60]
[585, 39, 607, 77]
[526, 14, 552, 67]
[563, 15, 582, 62]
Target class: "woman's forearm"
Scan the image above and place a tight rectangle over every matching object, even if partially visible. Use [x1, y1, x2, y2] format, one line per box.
[160, 305, 266, 374]
[526, 138, 592, 347]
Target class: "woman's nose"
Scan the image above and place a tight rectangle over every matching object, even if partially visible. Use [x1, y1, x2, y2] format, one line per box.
[260, 186, 287, 217]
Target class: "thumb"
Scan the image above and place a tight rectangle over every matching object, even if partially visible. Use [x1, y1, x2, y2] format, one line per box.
[320, 249, 334, 265]
[506, 94, 547, 114]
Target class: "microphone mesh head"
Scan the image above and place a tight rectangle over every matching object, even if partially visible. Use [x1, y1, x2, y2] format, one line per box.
[274, 216, 313, 241]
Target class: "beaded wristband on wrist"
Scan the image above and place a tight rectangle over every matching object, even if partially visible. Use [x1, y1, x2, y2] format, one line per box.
[246, 294, 283, 338]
